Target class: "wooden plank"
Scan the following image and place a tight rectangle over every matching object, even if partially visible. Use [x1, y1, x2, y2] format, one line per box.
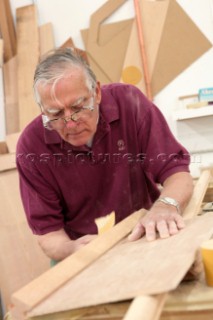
[0, 39, 3, 67]
[26, 213, 213, 317]
[16, 5, 40, 130]
[0, 0, 16, 62]
[11, 209, 145, 317]
[39, 23, 55, 56]
[0, 141, 8, 154]
[0, 153, 16, 172]
[5, 132, 21, 153]
[184, 170, 212, 219]
[24, 273, 213, 320]
[3, 55, 19, 134]
[0, 40, 6, 138]
[0, 169, 50, 311]
[124, 295, 167, 320]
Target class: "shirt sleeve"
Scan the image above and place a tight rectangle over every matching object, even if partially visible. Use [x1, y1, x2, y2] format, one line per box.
[16, 157, 65, 235]
[132, 86, 190, 185]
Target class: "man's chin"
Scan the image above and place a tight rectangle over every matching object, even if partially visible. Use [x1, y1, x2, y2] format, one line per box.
[65, 136, 89, 147]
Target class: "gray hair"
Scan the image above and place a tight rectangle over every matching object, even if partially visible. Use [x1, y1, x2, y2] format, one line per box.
[33, 47, 97, 107]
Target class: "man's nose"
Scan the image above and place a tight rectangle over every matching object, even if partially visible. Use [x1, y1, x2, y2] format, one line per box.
[65, 118, 78, 128]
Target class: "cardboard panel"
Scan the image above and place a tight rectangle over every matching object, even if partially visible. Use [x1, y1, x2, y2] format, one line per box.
[150, 0, 212, 95]
[82, 0, 133, 83]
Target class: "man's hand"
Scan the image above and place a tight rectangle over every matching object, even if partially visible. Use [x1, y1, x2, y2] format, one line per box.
[128, 203, 185, 241]
[37, 230, 96, 261]
[71, 235, 97, 253]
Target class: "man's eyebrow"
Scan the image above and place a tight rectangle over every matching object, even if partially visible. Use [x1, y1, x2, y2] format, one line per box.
[71, 97, 84, 106]
[44, 97, 85, 114]
[45, 108, 62, 114]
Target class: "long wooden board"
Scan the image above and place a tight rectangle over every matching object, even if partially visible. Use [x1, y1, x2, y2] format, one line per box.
[11, 209, 145, 317]
[3, 56, 19, 134]
[26, 212, 213, 317]
[0, 169, 50, 311]
[0, 0, 16, 62]
[16, 5, 40, 130]
[39, 23, 55, 56]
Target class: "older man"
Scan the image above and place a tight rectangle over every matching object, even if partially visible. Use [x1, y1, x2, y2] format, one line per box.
[16, 48, 193, 262]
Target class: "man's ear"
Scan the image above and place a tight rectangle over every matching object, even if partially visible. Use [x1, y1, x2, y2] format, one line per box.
[95, 81, 101, 104]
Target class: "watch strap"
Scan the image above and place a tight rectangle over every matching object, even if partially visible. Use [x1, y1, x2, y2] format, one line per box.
[156, 197, 180, 214]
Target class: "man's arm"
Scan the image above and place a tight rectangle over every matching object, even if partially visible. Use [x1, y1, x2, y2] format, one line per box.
[129, 172, 194, 241]
[37, 229, 96, 261]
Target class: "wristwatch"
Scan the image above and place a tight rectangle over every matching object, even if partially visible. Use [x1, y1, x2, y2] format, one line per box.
[156, 197, 180, 214]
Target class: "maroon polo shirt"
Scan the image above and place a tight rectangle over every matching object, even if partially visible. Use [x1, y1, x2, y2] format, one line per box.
[16, 83, 190, 239]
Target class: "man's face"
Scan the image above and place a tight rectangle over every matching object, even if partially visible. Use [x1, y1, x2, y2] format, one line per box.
[38, 69, 101, 147]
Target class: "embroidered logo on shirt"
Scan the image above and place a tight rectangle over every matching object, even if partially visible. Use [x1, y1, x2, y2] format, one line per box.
[117, 139, 125, 151]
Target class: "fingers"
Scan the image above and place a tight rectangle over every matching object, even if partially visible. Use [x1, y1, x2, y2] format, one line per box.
[128, 223, 145, 241]
[128, 214, 185, 242]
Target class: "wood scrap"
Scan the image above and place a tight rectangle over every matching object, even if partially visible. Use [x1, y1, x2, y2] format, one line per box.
[0, 169, 50, 311]
[0, 0, 16, 62]
[16, 5, 40, 130]
[3, 56, 19, 134]
[134, 0, 152, 100]
[39, 23, 55, 56]
[6, 132, 21, 153]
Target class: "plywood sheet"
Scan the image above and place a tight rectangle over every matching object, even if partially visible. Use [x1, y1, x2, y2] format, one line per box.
[16, 5, 40, 130]
[11, 210, 145, 317]
[3, 55, 19, 134]
[28, 213, 213, 317]
[0, 169, 50, 310]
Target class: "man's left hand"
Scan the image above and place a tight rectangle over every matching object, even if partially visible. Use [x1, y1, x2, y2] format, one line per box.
[128, 204, 185, 241]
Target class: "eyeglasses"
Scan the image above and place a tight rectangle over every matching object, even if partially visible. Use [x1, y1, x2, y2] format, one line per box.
[42, 97, 95, 131]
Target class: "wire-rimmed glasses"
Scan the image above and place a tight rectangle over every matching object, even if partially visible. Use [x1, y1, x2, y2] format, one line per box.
[42, 97, 95, 131]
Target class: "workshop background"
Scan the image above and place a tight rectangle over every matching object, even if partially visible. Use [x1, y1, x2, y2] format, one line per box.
[0, 0, 213, 177]
[0, 1, 213, 318]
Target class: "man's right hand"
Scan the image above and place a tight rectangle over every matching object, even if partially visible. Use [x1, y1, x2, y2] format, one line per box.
[37, 229, 96, 261]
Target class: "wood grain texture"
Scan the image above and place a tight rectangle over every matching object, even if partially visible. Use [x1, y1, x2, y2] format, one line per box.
[0, 0, 16, 62]
[5, 132, 21, 154]
[27, 213, 213, 317]
[11, 209, 145, 316]
[0, 39, 3, 67]
[3, 56, 19, 134]
[124, 294, 167, 320]
[0, 169, 50, 311]
[25, 274, 213, 320]
[16, 5, 40, 130]
[184, 170, 212, 219]
[39, 23, 55, 56]
[0, 153, 16, 172]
